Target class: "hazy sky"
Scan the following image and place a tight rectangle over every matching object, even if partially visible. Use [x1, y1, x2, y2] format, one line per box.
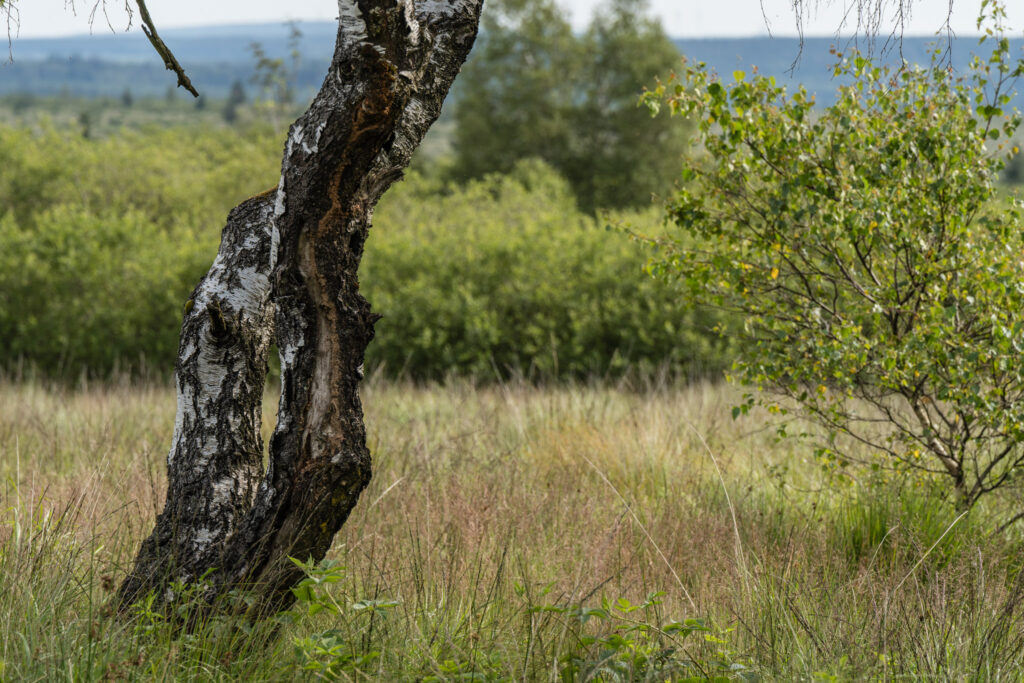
[7, 0, 1023, 39]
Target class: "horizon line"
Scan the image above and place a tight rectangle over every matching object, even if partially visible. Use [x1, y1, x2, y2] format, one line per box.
[9, 19, 995, 42]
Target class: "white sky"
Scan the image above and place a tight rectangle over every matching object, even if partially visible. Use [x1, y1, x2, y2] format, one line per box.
[6, 0, 1024, 39]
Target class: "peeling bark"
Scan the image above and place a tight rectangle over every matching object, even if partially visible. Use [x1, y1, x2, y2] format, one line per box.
[119, 0, 483, 615]
[118, 195, 276, 604]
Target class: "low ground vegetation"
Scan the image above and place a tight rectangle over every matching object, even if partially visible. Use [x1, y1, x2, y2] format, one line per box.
[3, 379, 1024, 680]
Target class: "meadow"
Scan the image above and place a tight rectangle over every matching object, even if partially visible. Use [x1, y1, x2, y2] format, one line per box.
[3, 377, 1024, 681]
[6, 18, 1024, 678]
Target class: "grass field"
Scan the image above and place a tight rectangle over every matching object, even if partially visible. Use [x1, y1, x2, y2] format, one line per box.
[2, 378, 1024, 681]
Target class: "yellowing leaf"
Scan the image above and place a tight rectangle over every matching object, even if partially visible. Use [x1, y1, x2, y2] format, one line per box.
[770, 267, 779, 279]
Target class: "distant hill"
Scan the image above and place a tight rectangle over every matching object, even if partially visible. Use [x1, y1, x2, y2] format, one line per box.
[674, 36, 1024, 108]
[2, 22, 1022, 106]
[0, 22, 337, 98]
[6, 22, 338, 64]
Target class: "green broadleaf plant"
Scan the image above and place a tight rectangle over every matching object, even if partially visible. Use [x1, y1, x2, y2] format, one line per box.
[645, 2, 1024, 522]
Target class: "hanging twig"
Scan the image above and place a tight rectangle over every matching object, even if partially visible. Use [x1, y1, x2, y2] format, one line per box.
[134, 0, 198, 97]
[1, 0, 18, 62]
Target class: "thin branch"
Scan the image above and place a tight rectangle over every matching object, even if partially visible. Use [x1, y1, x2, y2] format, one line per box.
[1, 0, 17, 61]
[995, 509, 1024, 535]
[134, 0, 198, 97]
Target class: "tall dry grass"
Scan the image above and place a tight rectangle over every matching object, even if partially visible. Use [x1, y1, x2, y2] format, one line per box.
[2, 378, 1023, 680]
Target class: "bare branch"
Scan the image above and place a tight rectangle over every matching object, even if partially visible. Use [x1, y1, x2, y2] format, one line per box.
[1, 0, 18, 61]
[134, 0, 199, 98]
[789, 0, 957, 67]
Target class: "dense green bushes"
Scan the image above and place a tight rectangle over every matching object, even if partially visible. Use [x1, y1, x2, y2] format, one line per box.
[0, 124, 282, 228]
[366, 160, 732, 379]
[0, 206, 201, 375]
[0, 124, 279, 377]
[0, 125, 734, 380]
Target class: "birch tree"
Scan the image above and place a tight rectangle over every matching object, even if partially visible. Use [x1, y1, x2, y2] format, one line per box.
[109, 0, 483, 616]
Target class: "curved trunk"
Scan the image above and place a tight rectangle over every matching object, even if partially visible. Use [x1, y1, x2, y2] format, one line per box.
[119, 0, 483, 615]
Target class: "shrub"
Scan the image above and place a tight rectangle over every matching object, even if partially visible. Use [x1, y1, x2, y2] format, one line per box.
[364, 160, 734, 380]
[0, 124, 736, 380]
[644, 10, 1024, 520]
[0, 206, 211, 375]
[0, 123, 278, 377]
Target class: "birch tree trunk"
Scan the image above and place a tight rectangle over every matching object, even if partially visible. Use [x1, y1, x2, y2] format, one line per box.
[118, 0, 483, 616]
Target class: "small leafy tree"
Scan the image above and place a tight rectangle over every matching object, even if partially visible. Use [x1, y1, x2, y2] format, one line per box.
[222, 80, 247, 124]
[248, 21, 302, 130]
[451, 0, 687, 212]
[645, 6, 1024, 520]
